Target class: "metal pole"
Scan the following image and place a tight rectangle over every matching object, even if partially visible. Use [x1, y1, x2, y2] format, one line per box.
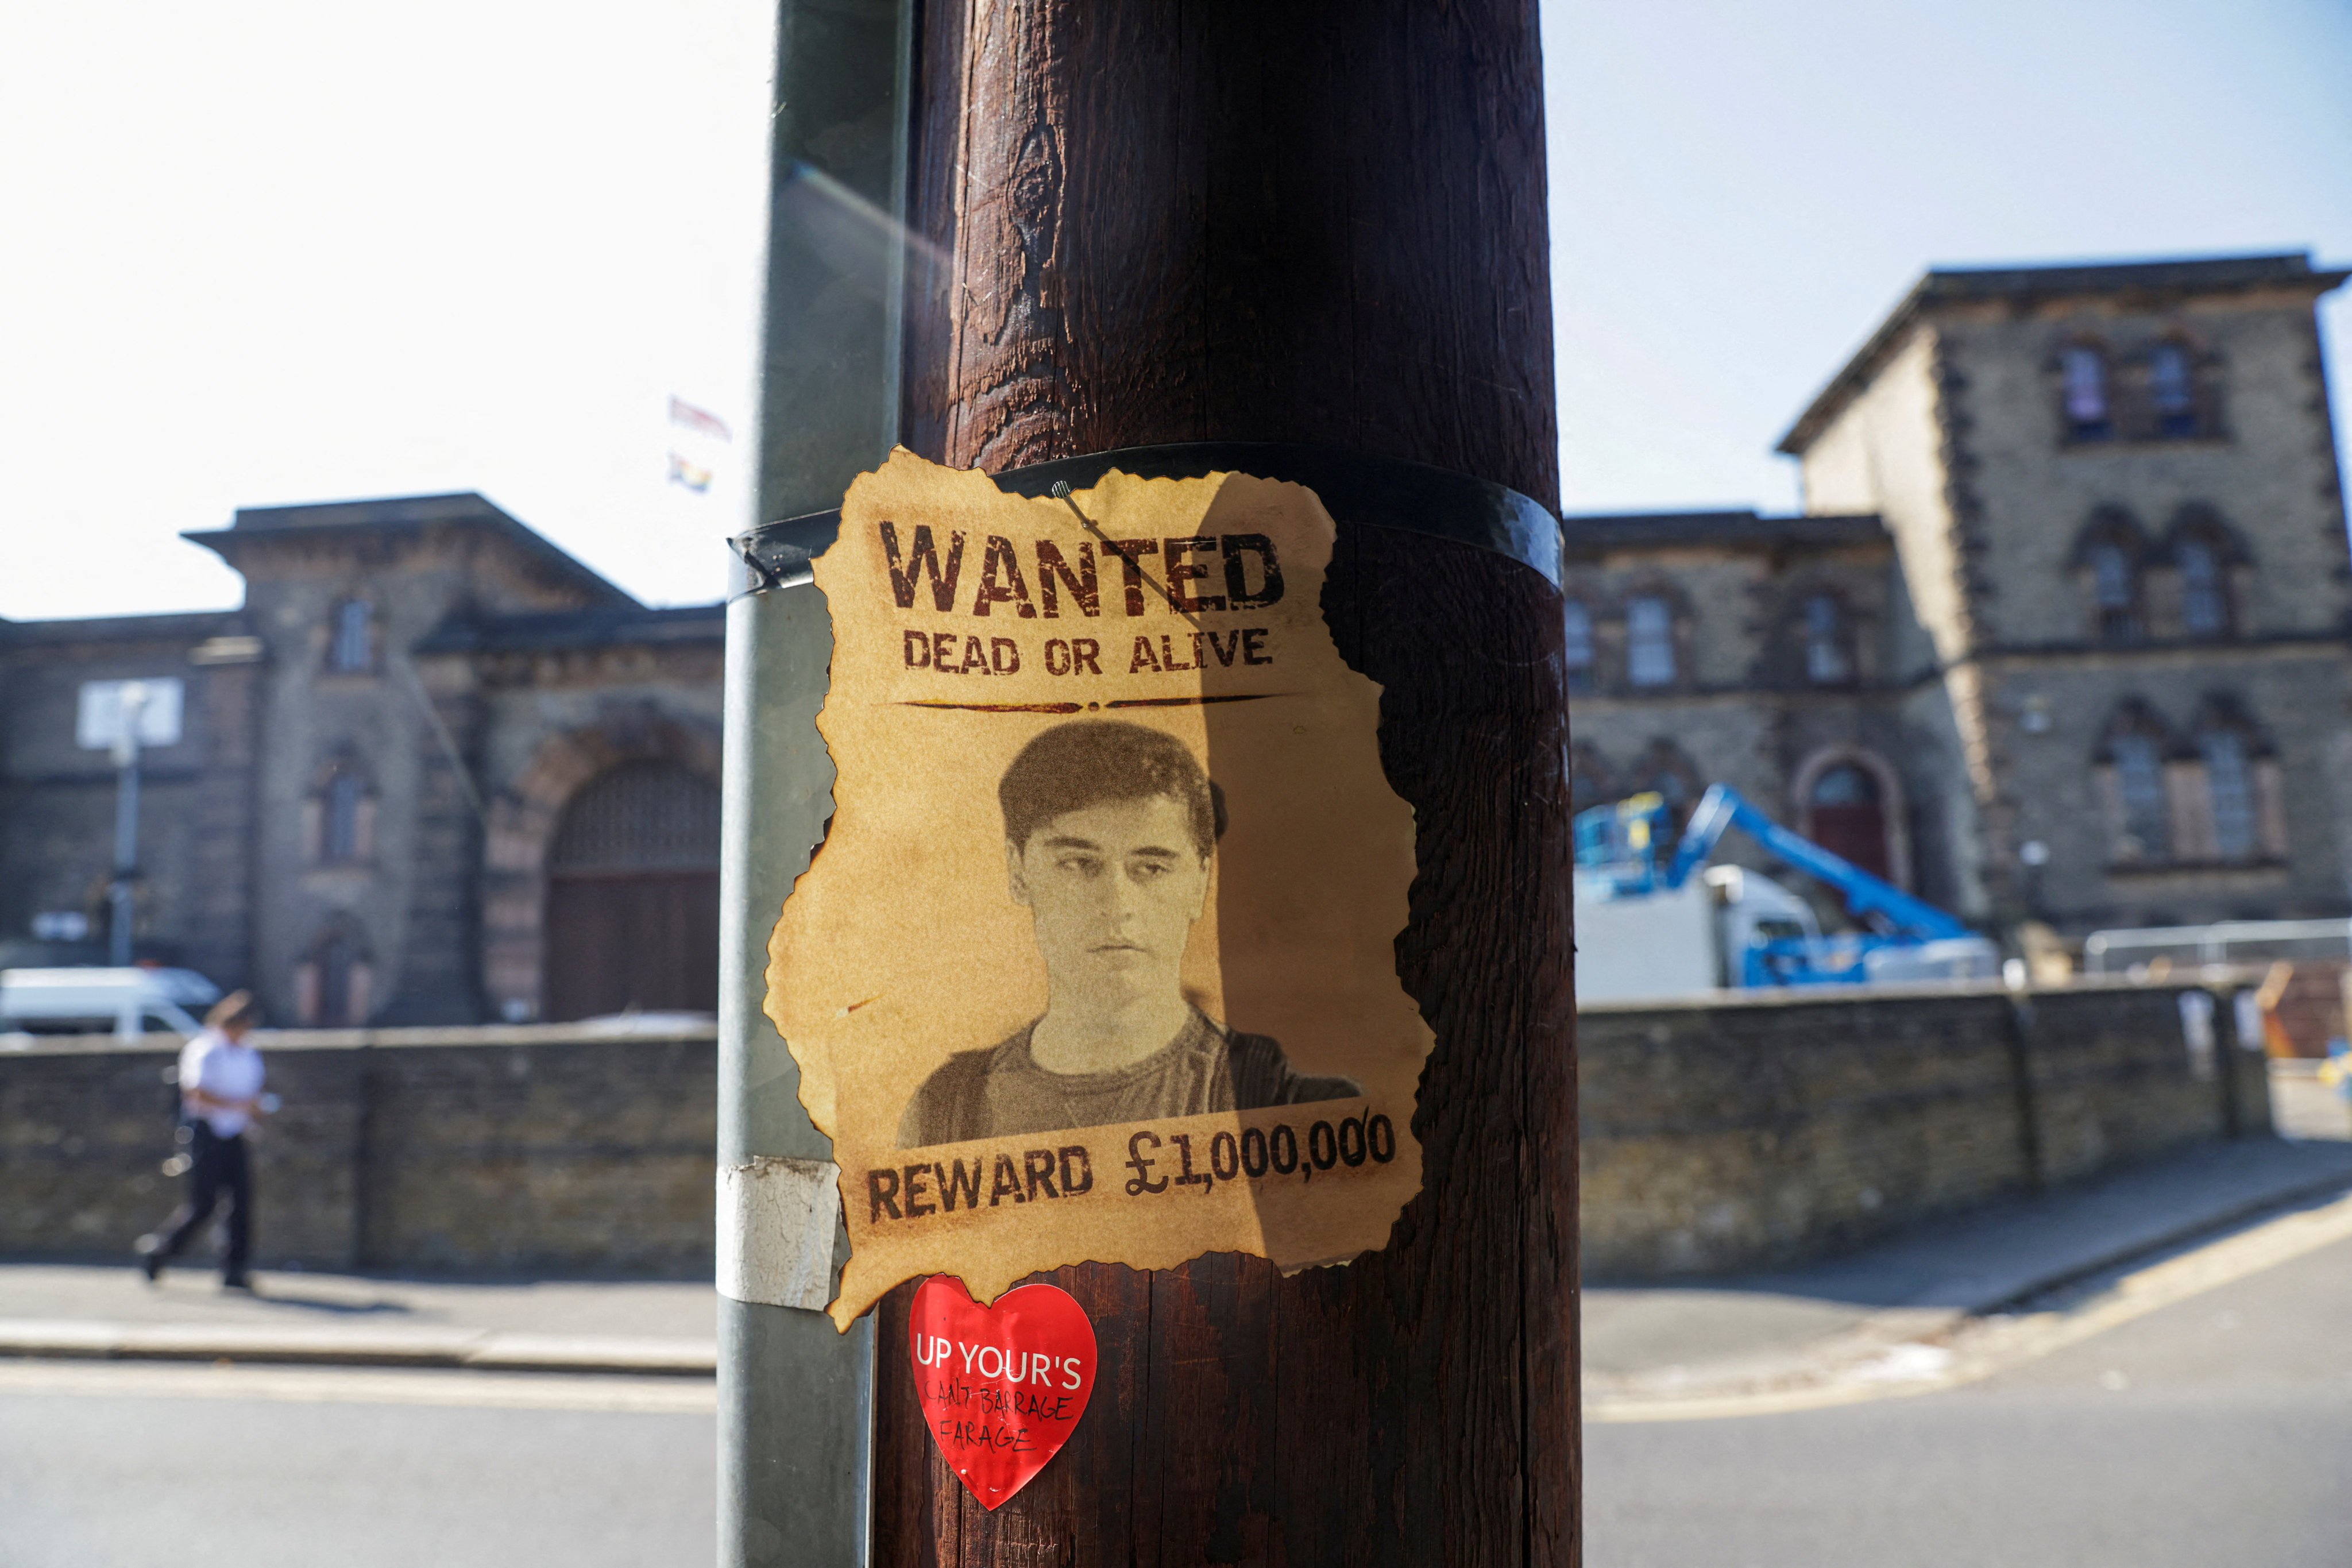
[108, 683, 147, 966]
[719, 2, 913, 1562]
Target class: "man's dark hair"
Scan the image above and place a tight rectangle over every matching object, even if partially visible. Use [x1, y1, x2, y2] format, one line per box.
[999, 721, 1224, 858]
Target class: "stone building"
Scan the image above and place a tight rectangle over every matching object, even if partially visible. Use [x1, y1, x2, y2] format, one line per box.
[0, 494, 723, 1025]
[1569, 252, 2352, 935]
[3, 253, 2347, 1018]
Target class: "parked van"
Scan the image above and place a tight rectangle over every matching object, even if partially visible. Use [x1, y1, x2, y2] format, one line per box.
[0, 967, 221, 1042]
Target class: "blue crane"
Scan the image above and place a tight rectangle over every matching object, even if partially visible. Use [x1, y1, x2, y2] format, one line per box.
[1575, 783, 1979, 987]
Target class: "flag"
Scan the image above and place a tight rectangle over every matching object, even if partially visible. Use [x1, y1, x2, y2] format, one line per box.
[669, 396, 732, 442]
[667, 453, 714, 493]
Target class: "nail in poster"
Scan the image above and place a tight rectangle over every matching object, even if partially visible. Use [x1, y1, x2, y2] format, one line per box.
[767, 449, 1432, 1327]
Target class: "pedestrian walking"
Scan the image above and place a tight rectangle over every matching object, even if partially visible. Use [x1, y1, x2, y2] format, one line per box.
[136, 990, 270, 1290]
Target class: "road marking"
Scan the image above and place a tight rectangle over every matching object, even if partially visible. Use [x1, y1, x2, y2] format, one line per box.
[1589, 1181, 2352, 1423]
[0, 1357, 715, 1413]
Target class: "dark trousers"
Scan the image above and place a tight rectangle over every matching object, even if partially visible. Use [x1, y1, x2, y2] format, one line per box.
[153, 1123, 251, 1275]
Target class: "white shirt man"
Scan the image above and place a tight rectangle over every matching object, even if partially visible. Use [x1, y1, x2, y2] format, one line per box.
[180, 1028, 267, 1136]
[138, 993, 268, 1289]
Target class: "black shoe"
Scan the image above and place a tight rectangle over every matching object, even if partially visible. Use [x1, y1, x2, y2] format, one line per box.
[136, 1242, 163, 1284]
[220, 1272, 254, 1292]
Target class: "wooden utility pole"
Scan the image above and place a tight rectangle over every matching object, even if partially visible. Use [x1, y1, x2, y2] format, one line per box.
[864, 3, 1578, 1561]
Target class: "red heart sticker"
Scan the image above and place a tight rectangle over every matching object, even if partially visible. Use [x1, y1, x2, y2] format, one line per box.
[910, 1276, 1097, 1509]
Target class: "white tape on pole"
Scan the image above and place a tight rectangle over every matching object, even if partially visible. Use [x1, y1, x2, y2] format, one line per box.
[717, 1155, 843, 1312]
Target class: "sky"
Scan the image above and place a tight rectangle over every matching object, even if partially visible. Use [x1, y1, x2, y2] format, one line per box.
[1, 0, 2346, 620]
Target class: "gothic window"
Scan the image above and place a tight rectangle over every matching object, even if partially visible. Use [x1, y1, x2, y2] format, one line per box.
[1563, 600, 1596, 693]
[2177, 539, 2227, 637]
[2164, 508, 2243, 640]
[2089, 542, 2140, 641]
[2072, 511, 2150, 644]
[2185, 698, 2286, 863]
[304, 756, 376, 865]
[1626, 595, 1677, 688]
[2109, 734, 2170, 861]
[2201, 731, 2256, 862]
[295, 922, 373, 1027]
[2149, 343, 2198, 438]
[2062, 344, 2112, 441]
[329, 597, 375, 673]
[1802, 593, 1852, 685]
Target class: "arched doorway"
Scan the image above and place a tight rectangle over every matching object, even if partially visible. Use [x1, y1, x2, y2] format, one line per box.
[542, 760, 721, 1020]
[1806, 763, 1890, 880]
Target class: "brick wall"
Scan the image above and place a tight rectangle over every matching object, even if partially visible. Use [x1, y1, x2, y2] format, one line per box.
[0, 1023, 715, 1275]
[1581, 975, 2271, 1278]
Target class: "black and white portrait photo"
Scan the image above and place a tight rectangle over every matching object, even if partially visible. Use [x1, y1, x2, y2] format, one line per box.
[897, 720, 1361, 1146]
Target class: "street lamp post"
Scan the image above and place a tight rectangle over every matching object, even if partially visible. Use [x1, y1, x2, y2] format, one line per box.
[107, 681, 149, 967]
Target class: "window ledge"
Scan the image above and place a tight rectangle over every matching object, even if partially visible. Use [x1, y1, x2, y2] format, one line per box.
[2060, 434, 2229, 454]
[2103, 858, 2288, 881]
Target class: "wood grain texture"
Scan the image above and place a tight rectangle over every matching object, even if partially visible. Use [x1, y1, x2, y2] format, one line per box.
[882, 2, 1574, 1561]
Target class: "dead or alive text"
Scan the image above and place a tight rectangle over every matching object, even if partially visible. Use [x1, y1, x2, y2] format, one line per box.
[877, 523, 1283, 617]
[864, 1112, 1397, 1223]
[902, 627, 1272, 677]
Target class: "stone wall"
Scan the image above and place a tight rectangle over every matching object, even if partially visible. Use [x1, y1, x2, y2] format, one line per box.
[1581, 974, 2272, 1278]
[0, 1023, 716, 1275]
[2, 980, 2272, 1283]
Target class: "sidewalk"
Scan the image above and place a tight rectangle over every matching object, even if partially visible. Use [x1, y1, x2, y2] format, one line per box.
[0, 1263, 715, 1376]
[1584, 1128, 2352, 1412]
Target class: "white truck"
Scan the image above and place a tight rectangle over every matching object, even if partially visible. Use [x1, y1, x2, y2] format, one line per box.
[0, 967, 221, 1042]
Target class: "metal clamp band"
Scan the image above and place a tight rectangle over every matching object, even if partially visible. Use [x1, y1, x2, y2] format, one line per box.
[729, 442, 1562, 599]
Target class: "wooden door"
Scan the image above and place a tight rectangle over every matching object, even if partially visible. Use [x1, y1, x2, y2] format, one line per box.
[542, 760, 721, 1021]
[1808, 763, 1890, 880]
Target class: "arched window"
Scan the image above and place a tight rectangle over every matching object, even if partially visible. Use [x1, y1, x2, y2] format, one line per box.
[2177, 539, 2227, 638]
[329, 598, 374, 673]
[2062, 345, 2111, 440]
[1562, 601, 1595, 693]
[325, 773, 365, 862]
[295, 922, 374, 1027]
[2164, 508, 2243, 640]
[2185, 697, 2285, 863]
[2200, 731, 2256, 862]
[2088, 541, 2140, 641]
[2150, 343, 2197, 438]
[1802, 593, 1852, 685]
[1625, 595, 1677, 688]
[304, 756, 376, 865]
[2108, 733, 2169, 861]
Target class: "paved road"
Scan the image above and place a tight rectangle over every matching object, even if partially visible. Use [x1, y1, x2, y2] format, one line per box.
[0, 1365, 713, 1567]
[1587, 1225, 2352, 1567]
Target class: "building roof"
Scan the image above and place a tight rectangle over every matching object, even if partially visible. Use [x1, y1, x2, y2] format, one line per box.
[413, 603, 724, 655]
[0, 608, 243, 651]
[1559, 508, 1886, 558]
[1776, 252, 2351, 457]
[183, 492, 638, 609]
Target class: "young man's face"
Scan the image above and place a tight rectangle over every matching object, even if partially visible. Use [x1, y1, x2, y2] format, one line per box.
[1007, 793, 1211, 1003]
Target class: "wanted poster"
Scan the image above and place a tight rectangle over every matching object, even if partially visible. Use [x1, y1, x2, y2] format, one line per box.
[766, 450, 1431, 1326]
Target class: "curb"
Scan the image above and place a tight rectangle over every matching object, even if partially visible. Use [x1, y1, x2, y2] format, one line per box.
[1954, 1161, 2352, 1318]
[0, 1320, 715, 1377]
